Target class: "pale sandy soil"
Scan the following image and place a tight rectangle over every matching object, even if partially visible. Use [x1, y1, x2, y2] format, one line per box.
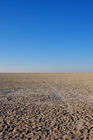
[0, 73, 93, 139]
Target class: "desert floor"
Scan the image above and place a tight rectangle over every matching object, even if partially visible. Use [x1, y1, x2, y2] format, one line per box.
[0, 73, 93, 140]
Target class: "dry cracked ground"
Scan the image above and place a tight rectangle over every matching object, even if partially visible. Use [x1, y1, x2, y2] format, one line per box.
[0, 73, 93, 140]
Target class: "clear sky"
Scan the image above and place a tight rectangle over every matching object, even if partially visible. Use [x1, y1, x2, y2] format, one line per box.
[0, 0, 93, 73]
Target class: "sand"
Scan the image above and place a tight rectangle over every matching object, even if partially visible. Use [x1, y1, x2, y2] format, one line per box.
[0, 73, 93, 139]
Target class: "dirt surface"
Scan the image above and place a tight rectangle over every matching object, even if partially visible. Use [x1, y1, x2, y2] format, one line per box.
[0, 73, 93, 139]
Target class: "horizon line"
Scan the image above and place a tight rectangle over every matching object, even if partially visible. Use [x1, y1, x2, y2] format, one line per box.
[0, 72, 93, 74]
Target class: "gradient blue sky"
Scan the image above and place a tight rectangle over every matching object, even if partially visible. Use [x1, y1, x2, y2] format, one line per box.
[0, 0, 93, 72]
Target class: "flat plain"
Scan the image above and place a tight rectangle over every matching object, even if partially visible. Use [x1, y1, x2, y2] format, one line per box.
[0, 73, 93, 140]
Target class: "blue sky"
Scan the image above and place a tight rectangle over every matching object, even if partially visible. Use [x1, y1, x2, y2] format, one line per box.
[0, 0, 93, 72]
